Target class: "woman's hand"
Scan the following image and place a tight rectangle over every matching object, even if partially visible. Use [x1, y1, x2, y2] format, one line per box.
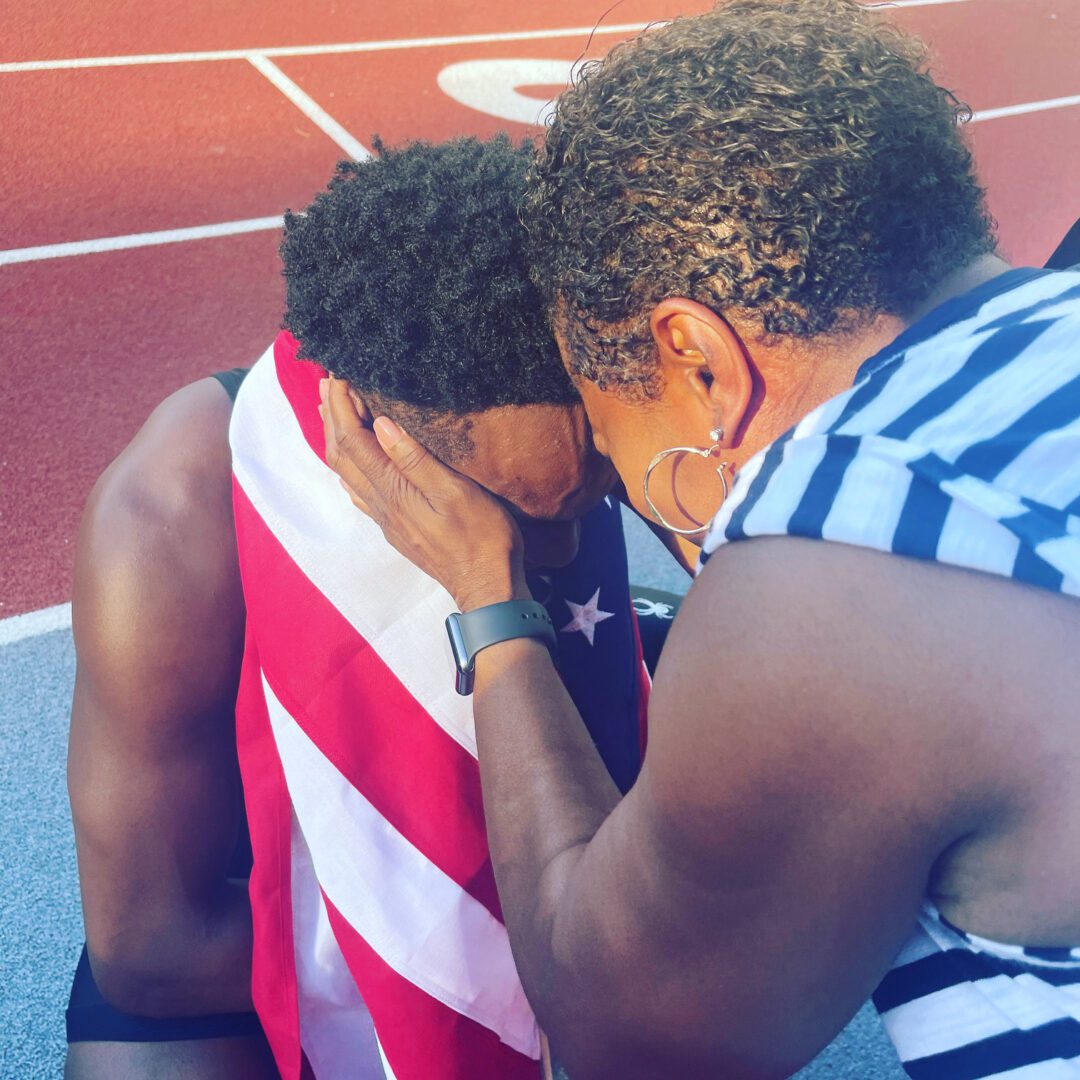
[320, 376, 530, 611]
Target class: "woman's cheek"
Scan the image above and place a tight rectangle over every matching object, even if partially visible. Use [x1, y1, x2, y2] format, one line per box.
[612, 447, 654, 520]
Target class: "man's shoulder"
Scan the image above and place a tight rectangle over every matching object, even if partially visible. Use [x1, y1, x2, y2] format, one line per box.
[87, 378, 235, 539]
[73, 377, 244, 710]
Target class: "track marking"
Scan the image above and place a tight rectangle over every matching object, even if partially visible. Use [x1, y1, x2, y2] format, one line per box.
[1, 86, 1075, 269]
[972, 94, 1080, 122]
[0, 25, 664, 73]
[0, 602, 72, 646]
[438, 58, 577, 128]
[0, 217, 284, 266]
[248, 55, 370, 161]
[0, 2, 974, 74]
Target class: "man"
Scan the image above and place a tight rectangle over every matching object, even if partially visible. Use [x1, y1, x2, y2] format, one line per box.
[232, 135, 649, 1080]
[321, 3, 1080, 1079]
[68, 136, 651, 1078]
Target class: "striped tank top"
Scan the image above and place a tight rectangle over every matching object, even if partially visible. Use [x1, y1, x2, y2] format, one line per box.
[700, 267, 1080, 1078]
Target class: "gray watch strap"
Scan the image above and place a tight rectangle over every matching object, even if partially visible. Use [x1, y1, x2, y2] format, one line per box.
[445, 600, 557, 695]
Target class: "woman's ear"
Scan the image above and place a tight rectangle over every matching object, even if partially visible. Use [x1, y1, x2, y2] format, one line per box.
[650, 298, 754, 448]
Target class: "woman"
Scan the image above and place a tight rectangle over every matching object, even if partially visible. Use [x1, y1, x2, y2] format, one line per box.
[320, 3, 1080, 1078]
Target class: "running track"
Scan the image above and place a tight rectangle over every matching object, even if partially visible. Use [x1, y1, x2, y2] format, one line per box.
[1, 0, 1078, 624]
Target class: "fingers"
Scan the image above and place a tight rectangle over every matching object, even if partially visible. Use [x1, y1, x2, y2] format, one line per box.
[320, 377, 387, 510]
[338, 477, 371, 516]
[347, 386, 374, 426]
[372, 416, 459, 498]
[321, 374, 461, 517]
[324, 377, 392, 477]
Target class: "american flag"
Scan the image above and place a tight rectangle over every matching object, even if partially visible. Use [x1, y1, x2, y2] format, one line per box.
[230, 332, 647, 1079]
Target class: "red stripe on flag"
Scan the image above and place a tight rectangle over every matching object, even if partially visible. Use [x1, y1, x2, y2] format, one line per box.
[234, 624, 304, 1080]
[321, 893, 538, 1080]
[233, 481, 502, 920]
[275, 330, 328, 462]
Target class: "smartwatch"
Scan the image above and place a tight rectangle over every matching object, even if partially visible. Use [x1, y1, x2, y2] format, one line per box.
[445, 600, 558, 695]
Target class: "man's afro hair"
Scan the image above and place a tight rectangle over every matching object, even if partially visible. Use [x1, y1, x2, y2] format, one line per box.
[281, 134, 577, 415]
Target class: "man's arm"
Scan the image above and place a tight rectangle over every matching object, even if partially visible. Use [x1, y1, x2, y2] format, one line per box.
[68, 378, 251, 1017]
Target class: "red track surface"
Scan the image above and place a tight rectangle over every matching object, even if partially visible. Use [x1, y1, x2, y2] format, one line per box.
[1, 0, 1078, 617]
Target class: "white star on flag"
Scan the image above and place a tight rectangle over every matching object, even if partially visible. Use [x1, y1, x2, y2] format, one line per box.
[561, 588, 615, 646]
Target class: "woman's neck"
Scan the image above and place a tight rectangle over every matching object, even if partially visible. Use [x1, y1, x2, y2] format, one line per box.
[733, 253, 1013, 474]
[907, 253, 1012, 325]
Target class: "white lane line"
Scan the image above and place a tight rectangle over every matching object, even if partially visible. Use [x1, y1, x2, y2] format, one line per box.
[0, 216, 283, 266]
[973, 93, 1080, 123]
[2, 87, 1075, 269]
[0, 23, 656, 73]
[0, 602, 72, 646]
[872, 0, 973, 6]
[0, 2, 974, 74]
[248, 55, 370, 161]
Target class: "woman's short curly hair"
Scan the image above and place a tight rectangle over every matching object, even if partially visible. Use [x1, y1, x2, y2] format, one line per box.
[523, 0, 997, 397]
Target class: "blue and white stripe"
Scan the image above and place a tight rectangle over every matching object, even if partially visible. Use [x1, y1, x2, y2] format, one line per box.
[701, 269, 1080, 597]
[874, 906, 1080, 1079]
[700, 267, 1080, 1078]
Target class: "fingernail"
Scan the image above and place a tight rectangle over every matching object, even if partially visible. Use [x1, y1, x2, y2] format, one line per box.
[319, 378, 328, 403]
[374, 416, 403, 449]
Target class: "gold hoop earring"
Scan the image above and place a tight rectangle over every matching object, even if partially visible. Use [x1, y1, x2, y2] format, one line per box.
[642, 428, 730, 537]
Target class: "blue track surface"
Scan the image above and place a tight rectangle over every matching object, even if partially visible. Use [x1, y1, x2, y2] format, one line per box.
[0, 513, 905, 1078]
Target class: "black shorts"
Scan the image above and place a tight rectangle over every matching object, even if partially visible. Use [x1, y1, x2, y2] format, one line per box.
[66, 945, 264, 1044]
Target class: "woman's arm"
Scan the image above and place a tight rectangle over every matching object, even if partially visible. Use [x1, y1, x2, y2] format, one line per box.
[321, 381, 990, 1079]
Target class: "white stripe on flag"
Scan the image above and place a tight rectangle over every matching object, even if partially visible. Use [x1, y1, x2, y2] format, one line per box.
[290, 811, 385, 1079]
[229, 348, 478, 757]
[377, 1042, 399, 1080]
[263, 674, 540, 1058]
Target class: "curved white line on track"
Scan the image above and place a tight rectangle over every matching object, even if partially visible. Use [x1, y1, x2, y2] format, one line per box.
[0, 603, 72, 646]
[437, 58, 576, 128]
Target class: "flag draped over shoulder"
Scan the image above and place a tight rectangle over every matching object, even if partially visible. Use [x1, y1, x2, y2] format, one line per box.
[230, 332, 647, 1079]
